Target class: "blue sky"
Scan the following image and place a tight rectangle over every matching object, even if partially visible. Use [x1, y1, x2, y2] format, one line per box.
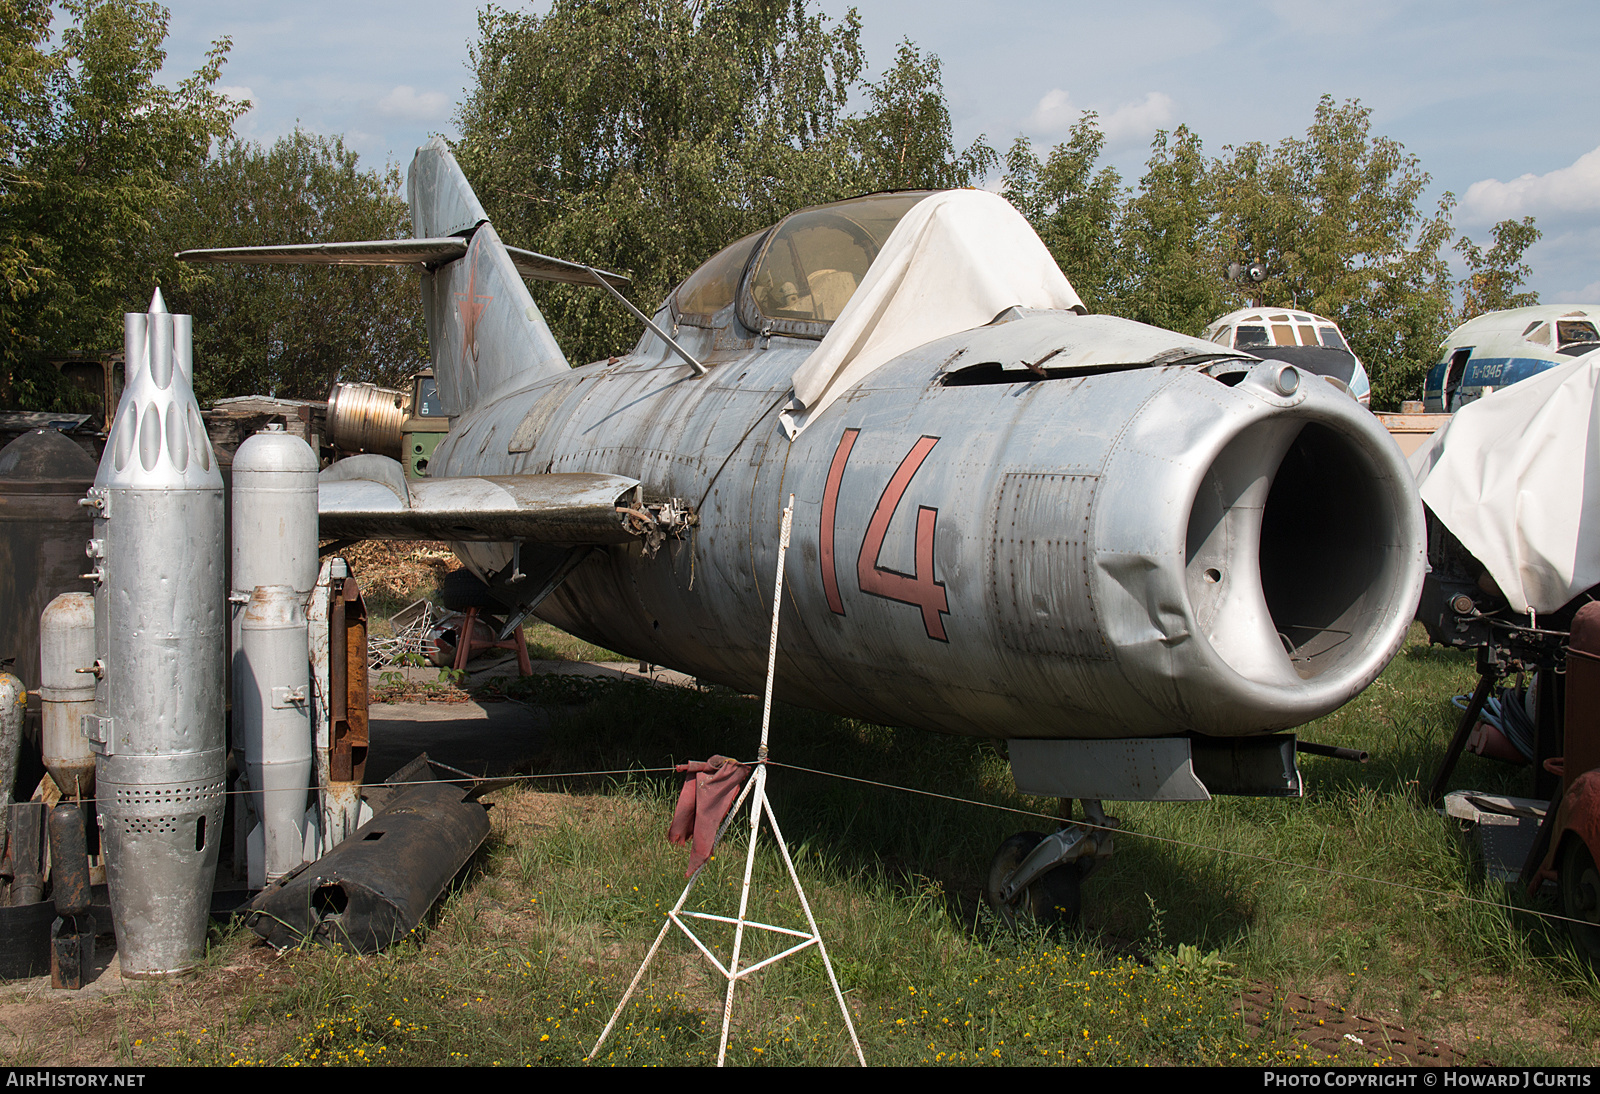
[156, 0, 1600, 302]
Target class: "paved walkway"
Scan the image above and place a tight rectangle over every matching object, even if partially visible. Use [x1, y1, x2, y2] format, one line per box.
[367, 659, 700, 782]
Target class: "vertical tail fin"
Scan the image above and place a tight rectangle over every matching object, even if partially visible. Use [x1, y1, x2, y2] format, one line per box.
[407, 139, 570, 415]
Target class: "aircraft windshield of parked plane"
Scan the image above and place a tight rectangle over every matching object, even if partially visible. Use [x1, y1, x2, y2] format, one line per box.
[675, 191, 933, 332]
[1201, 308, 1371, 406]
[1425, 305, 1600, 412]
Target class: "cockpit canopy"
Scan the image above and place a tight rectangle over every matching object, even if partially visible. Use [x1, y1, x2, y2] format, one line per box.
[671, 191, 934, 339]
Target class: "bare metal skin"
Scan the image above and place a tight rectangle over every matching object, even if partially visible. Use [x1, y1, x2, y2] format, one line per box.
[186, 140, 1425, 747]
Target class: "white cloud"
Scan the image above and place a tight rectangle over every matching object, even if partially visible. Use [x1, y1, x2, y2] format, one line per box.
[1552, 279, 1600, 305]
[217, 85, 255, 109]
[1462, 144, 1600, 225]
[1024, 87, 1175, 146]
[1100, 92, 1176, 145]
[377, 85, 450, 123]
[1026, 88, 1079, 134]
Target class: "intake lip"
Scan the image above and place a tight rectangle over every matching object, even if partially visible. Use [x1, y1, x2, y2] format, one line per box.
[1089, 361, 1425, 736]
[1175, 364, 1425, 729]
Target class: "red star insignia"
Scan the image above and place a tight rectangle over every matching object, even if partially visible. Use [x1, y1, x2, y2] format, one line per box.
[455, 244, 494, 367]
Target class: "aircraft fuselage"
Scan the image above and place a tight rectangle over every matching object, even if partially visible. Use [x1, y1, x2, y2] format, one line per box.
[438, 308, 1422, 742]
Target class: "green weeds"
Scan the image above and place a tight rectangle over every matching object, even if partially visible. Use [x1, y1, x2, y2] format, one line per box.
[102, 625, 1600, 1065]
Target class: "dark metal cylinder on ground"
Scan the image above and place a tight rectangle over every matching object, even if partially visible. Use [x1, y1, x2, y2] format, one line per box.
[48, 801, 94, 990]
[49, 802, 91, 917]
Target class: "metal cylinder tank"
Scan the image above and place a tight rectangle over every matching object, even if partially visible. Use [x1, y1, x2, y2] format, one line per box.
[326, 382, 407, 458]
[238, 584, 312, 881]
[0, 431, 98, 694]
[39, 593, 96, 800]
[0, 672, 24, 853]
[85, 289, 226, 978]
[229, 425, 319, 597]
[230, 426, 318, 884]
[229, 424, 318, 679]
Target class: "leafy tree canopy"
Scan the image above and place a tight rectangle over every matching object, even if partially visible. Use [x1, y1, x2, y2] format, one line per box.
[162, 131, 428, 404]
[0, 0, 240, 410]
[1001, 116, 1122, 314]
[1210, 97, 1458, 408]
[5, 1, 1553, 413]
[454, 0, 994, 366]
[1007, 95, 1542, 409]
[1456, 215, 1541, 322]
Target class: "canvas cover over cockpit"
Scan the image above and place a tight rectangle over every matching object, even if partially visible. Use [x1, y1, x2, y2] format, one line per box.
[1412, 353, 1600, 612]
[668, 189, 1085, 437]
[778, 189, 1085, 436]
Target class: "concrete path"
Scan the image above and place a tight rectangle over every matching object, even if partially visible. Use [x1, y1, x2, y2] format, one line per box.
[366, 659, 699, 782]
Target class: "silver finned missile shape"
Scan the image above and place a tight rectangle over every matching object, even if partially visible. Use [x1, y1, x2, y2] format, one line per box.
[85, 288, 226, 978]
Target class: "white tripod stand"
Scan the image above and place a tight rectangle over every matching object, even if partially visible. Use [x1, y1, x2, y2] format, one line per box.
[588, 495, 865, 1066]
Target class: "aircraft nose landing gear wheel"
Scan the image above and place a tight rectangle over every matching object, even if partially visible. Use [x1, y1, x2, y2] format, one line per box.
[985, 831, 1084, 929]
[1561, 837, 1600, 963]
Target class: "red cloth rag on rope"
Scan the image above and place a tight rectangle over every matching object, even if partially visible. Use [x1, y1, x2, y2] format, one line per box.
[667, 755, 752, 877]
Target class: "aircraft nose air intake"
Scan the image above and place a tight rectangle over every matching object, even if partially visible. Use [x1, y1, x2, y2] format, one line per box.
[1180, 376, 1424, 720]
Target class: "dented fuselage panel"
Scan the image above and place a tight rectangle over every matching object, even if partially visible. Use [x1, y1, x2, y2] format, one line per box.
[437, 303, 1422, 742]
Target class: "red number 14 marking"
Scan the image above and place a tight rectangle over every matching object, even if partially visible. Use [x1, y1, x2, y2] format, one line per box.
[820, 429, 949, 642]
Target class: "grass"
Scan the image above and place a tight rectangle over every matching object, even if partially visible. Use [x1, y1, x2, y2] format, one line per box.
[56, 623, 1599, 1067]
[139, 788, 1334, 1067]
[522, 620, 621, 663]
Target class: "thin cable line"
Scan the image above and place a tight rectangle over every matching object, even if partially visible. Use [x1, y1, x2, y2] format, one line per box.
[64, 750, 1599, 935]
[765, 759, 1600, 935]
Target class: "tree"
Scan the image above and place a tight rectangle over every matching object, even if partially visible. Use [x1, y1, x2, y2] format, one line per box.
[1116, 125, 1227, 335]
[1456, 216, 1541, 321]
[455, 0, 862, 366]
[0, 0, 241, 409]
[1001, 116, 1122, 313]
[0, 1, 61, 405]
[454, 0, 989, 367]
[1211, 97, 1456, 409]
[162, 131, 428, 403]
[848, 40, 995, 192]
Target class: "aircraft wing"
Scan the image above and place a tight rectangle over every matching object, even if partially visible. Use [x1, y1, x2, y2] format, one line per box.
[176, 240, 631, 289]
[318, 455, 647, 543]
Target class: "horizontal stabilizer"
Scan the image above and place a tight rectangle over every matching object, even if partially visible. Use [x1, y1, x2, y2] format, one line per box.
[506, 246, 630, 289]
[318, 455, 643, 543]
[177, 240, 631, 289]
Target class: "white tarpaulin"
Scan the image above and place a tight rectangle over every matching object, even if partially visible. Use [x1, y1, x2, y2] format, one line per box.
[1410, 354, 1600, 612]
[780, 189, 1083, 437]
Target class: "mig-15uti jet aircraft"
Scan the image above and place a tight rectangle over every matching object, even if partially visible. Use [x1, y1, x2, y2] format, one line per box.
[180, 139, 1425, 922]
